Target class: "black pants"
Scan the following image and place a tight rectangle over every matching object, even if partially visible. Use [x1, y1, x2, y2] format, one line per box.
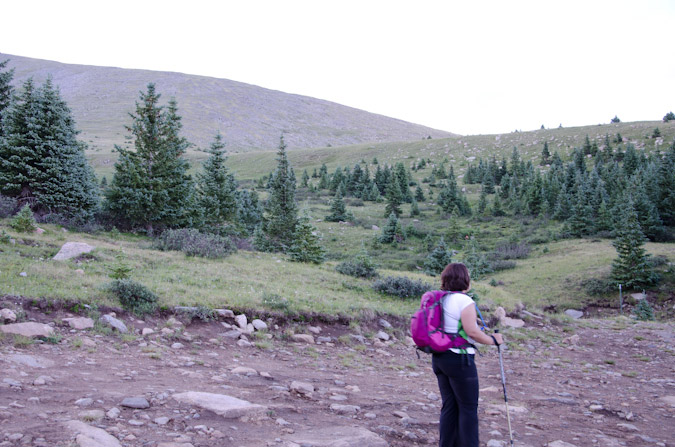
[432, 351, 479, 447]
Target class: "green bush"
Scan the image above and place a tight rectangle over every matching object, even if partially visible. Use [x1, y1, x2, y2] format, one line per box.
[0, 195, 18, 218]
[0, 229, 11, 244]
[155, 228, 236, 259]
[262, 293, 289, 311]
[581, 278, 616, 296]
[633, 299, 654, 321]
[10, 205, 37, 233]
[490, 259, 517, 271]
[336, 248, 378, 279]
[372, 276, 432, 299]
[107, 279, 158, 315]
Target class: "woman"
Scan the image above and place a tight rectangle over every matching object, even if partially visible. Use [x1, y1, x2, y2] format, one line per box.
[433, 262, 503, 447]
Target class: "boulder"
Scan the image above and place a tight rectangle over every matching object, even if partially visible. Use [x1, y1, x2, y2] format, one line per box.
[0, 322, 53, 338]
[234, 314, 247, 330]
[502, 317, 525, 328]
[284, 426, 387, 447]
[5, 354, 55, 369]
[172, 391, 266, 419]
[53, 242, 95, 261]
[494, 306, 506, 322]
[291, 334, 315, 344]
[564, 309, 583, 319]
[64, 420, 122, 447]
[251, 319, 267, 331]
[0, 308, 17, 323]
[120, 397, 150, 409]
[98, 315, 128, 333]
[64, 317, 94, 330]
[290, 381, 314, 396]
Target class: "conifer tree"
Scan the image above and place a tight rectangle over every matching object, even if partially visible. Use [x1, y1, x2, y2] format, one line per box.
[410, 198, 420, 217]
[657, 144, 675, 226]
[478, 189, 488, 215]
[541, 141, 551, 165]
[105, 84, 195, 233]
[414, 185, 425, 202]
[611, 203, 659, 290]
[301, 169, 310, 188]
[288, 211, 325, 264]
[0, 78, 99, 221]
[384, 176, 403, 217]
[492, 194, 506, 217]
[0, 59, 14, 134]
[325, 190, 352, 222]
[379, 213, 405, 244]
[197, 133, 237, 227]
[445, 211, 462, 243]
[256, 135, 298, 252]
[235, 189, 262, 234]
[424, 237, 453, 275]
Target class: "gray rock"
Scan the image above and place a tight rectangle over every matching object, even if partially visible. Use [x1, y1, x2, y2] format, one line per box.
[231, 367, 257, 376]
[487, 440, 505, 447]
[284, 426, 387, 447]
[251, 319, 267, 331]
[98, 314, 128, 333]
[0, 308, 17, 323]
[79, 409, 105, 421]
[236, 339, 252, 347]
[216, 309, 235, 318]
[3, 378, 22, 387]
[220, 329, 242, 339]
[33, 375, 55, 386]
[75, 398, 94, 407]
[502, 317, 525, 328]
[5, 354, 55, 369]
[64, 317, 94, 330]
[171, 343, 184, 349]
[548, 442, 577, 447]
[564, 309, 584, 319]
[290, 381, 314, 396]
[172, 391, 266, 419]
[330, 404, 360, 415]
[53, 242, 95, 261]
[0, 322, 54, 338]
[379, 318, 392, 329]
[317, 336, 332, 343]
[106, 407, 120, 419]
[154, 416, 171, 425]
[291, 334, 315, 344]
[376, 330, 390, 341]
[64, 420, 122, 447]
[120, 397, 150, 409]
[234, 314, 248, 329]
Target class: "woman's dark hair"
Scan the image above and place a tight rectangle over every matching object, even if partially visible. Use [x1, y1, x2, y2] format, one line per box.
[441, 263, 471, 292]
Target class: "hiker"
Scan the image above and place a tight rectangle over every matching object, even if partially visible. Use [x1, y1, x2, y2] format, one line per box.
[432, 262, 503, 447]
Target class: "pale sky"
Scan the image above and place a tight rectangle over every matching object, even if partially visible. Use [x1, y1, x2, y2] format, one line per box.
[2, 0, 674, 136]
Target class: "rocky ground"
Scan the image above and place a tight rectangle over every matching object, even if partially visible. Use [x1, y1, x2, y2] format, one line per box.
[0, 299, 673, 447]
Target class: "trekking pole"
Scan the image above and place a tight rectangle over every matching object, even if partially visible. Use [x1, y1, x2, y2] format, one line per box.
[495, 329, 514, 446]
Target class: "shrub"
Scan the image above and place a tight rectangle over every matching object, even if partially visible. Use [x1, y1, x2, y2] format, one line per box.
[261, 293, 289, 311]
[0, 230, 11, 244]
[179, 305, 217, 322]
[492, 242, 531, 260]
[108, 255, 133, 280]
[372, 276, 432, 299]
[490, 259, 517, 271]
[155, 228, 236, 259]
[633, 299, 654, 321]
[0, 195, 18, 218]
[107, 279, 158, 315]
[581, 278, 616, 296]
[336, 260, 379, 279]
[10, 205, 37, 233]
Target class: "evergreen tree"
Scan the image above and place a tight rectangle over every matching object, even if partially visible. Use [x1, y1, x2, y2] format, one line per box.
[445, 211, 462, 243]
[0, 59, 14, 134]
[657, 145, 675, 226]
[410, 198, 420, 217]
[541, 141, 551, 165]
[288, 211, 325, 264]
[384, 176, 403, 217]
[256, 135, 298, 252]
[423, 237, 453, 276]
[478, 189, 488, 215]
[611, 203, 658, 290]
[482, 173, 496, 194]
[235, 189, 262, 234]
[414, 185, 426, 202]
[301, 169, 310, 188]
[197, 133, 237, 226]
[325, 190, 352, 222]
[379, 213, 405, 244]
[492, 194, 506, 217]
[105, 84, 195, 233]
[0, 78, 99, 221]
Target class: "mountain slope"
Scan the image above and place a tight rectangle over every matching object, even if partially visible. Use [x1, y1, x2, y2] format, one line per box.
[1, 53, 455, 152]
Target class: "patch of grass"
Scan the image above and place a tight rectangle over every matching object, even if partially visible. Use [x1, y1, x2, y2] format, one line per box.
[603, 359, 616, 365]
[621, 371, 638, 378]
[255, 340, 273, 350]
[12, 334, 34, 347]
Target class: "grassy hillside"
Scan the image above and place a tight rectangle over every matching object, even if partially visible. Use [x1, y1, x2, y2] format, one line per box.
[2, 53, 454, 154]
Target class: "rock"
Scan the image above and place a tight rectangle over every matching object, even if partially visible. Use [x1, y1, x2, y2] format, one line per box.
[6, 354, 55, 369]
[659, 395, 675, 407]
[64, 420, 122, 447]
[171, 343, 184, 349]
[231, 367, 258, 376]
[64, 317, 94, 330]
[157, 443, 194, 447]
[251, 319, 267, 331]
[308, 325, 321, 334]
[166, 317, 182, 327]
[565, 334, 580, 345]
[564, 309, 583, 319]
[142, 328, 155, 336]
[290, 381, 314, 396]
[172, 391, 266, 419]
[120, 397, 150, 409]
[379, 318, 392, 329]
[98, 314, 128, 333]
[75, 398, 94, 407]
[291, 334, 315, 344]
[617, 423, 639, 432]
[376, 331, 390, 341]
[487, 440, 505, 447]
[79, 409, 105, 421]
[330, 404, 361, 415]
[33, 375, 54, 386]
[234, 314, 247, 330]
[630, 292, 646, 301]
[317, 336, 332, 343]
[53, 242, 95, 261]
[19, 271, 27, 277]
[0, 322, 54, 338]
[393, 410, 409, 418]
[548, 442, 577, 447]
[221, 329, 242, 339]
[154, 416, 171, 425]
[284, 426, 387, 447]
[494, 306, 506, 321]
[0, 308, 17, 323]
[371, 225, 380, 231]
[106, 407, 120, 419]
[502, 317, 525, 328]
[236, 339, 252, 347]
[35, 227, 45, 234]
[215, 309, 234, 318]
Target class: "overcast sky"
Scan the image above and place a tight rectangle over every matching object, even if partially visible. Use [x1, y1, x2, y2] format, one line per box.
[2, 0, 674, 136]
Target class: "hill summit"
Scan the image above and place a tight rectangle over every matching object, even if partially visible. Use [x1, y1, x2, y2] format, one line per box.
[1, 53, 455, 152]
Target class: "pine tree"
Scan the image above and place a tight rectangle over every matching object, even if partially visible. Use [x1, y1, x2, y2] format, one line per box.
[379, 213, 405, 244]
[611, 203, 658, 290]
[256, 135, 298, 252]
[423, 237, 453, 276]
[105, 84, 195, 233]
[414, 185, 425, 202]
[384, 176, 403, 217]
[445, 211, 462, 243]
[197, 133, 238, 227]
[478, 189, 488, 215]
[0, 59, 14, 134]
[492, 194, 506, 217]
[541, 141, 551, 165]
[0, 78, 99, 221]
[326, 190, 352, 222]
[301, 169, 310, 188]
[288, 211, 325, 264]
[410, 198, 420, 217]
[235, 189, 262, 234]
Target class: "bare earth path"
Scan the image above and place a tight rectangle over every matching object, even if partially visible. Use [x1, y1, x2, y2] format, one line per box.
[1, 304, 673, 447]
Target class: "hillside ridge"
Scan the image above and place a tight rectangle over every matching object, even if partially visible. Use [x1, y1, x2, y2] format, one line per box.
[1, 53, 455, 152]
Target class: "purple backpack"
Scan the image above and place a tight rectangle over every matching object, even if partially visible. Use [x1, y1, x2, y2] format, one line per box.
[410, 290, 474, 354]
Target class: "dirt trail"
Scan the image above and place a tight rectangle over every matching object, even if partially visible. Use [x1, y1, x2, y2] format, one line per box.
[0, 303, 673, 447]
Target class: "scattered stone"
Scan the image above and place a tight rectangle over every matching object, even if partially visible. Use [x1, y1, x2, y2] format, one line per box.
[251, 319, 267, 331]
[64, 317, 94, 330]
[142, 328, 155, 336]
[75, 268, 85, 275]
[172, 391, 266, 419]
[33, 375, 54, 386]
[565, 334, 580, 345]
[221, 330, 242, 339]
[308, 325, 321, 334]
[376, 331, 390, 341]
[154, 416, 171, 425]
[5, 354, 55, 369]
[487, 441, 505, 447]
[290, 381, 314, 396]
[372, 225, 380, 231]
[291, 334, 315, 344]
[379, 319, 392, 329]
[659, 395, 675, 407]
[330, 404, 361, 415]
[317, 336, 332, 343]
[234, 314, 248, 330]
[106, 407, 121, 419]
[393, 410, 409, 418]
[120, 397, 150, 409]
[548, 442, 577, 447]
[64, 420, 122, 447]
[236, 339, 252, 347]
[494, 307, 506, 321]
[53, 242, 95, 261]
[19, 271, 27, 277]
[79, 409, 105, 421]
[0, 322, 54, 338]
[157, 443, 194, 447]
[630, 292, 646, 301]
[216, 309, 235, 318]
[502, 317, 525, 328]
[171, 343, 184, 349]
[99, 314, 128, 333]
[284, 426, 387, 447]
[564, 309, 583, 319]
[231, 367, 257, 376]
[617, 423, 639, 432]
[0, 308, 17, 323]
[75, 398, 94, 407]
